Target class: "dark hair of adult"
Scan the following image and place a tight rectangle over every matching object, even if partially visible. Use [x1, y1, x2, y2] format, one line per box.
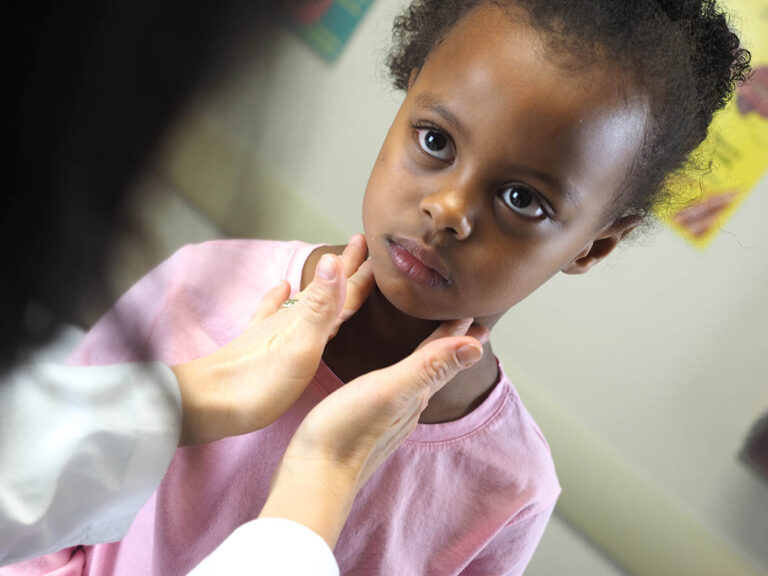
[3, 1, 278, 372]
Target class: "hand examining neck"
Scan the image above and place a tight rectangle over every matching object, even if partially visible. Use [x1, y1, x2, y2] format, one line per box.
[305, 244, 500, 425]
[170, 234, 489, 552]
[171, 235, 373, 446]
[260, 319, 487, 549]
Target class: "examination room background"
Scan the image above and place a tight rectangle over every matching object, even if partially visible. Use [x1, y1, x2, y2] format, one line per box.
[70, 1, 768, 574]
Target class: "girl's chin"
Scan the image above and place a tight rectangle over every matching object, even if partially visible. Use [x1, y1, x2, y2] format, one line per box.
[372, 272, 503, 328]
[372, 276, 463, 323]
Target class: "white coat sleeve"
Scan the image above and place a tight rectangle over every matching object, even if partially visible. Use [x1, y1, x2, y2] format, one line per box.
[191, 518, 340, 576]
[0, 361, 181, 566]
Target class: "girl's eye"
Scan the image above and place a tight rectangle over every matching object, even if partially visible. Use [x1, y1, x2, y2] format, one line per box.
[417, 128, 455, 162]
[499, 185, 545, 219]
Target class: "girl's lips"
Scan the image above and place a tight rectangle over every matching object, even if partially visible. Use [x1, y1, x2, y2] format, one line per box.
[386, 239, 450, 288]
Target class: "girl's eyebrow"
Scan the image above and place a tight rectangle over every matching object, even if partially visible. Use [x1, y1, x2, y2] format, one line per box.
[415, 92, 469, 142]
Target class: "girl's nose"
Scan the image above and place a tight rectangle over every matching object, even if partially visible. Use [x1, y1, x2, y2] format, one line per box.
[419, 188, 474, 241]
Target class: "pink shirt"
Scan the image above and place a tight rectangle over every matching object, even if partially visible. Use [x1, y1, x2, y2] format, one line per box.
[4, 240, 560, 576]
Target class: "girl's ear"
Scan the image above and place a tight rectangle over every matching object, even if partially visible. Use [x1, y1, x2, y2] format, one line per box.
[562, 216, 640, 275]
[408, 68, 420, 90]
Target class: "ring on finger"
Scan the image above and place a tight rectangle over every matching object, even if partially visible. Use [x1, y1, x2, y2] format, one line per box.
[280, 298, 299, 309]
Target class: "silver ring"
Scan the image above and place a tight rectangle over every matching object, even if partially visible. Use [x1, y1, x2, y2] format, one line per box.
[280, 298, 299, 309]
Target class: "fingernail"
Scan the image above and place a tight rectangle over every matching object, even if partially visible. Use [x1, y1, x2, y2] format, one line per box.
[457, 344, 482, 367]
[317, 254, 337, 281]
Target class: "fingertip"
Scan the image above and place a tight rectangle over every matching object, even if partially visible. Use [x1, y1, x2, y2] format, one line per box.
[253, 280, 292, 320]
[348, 233, 365, 247]
[317, 254, 341, 282]
[427, 318, 473, 341]
[457, 342, 483, 367]
[342, 234, 364, 255]
[467, 323, 490, 345]
[307, 254, 346, 314]
[279, 281, 293, 303]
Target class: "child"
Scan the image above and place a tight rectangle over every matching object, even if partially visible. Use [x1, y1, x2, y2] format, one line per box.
[6, 0, 749, 574]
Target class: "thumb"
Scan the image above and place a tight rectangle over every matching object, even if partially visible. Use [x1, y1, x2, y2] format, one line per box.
[293, 254, 347, 343]
[383, 336, 484, 400]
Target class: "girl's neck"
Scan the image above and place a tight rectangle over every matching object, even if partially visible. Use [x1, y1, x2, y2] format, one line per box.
[309, 246, 500, 424]
[323, 285, 441, 382]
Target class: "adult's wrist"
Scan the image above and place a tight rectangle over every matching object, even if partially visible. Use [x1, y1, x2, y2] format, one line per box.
[170, 361, 223, 447]
[259, 456, 359, 550]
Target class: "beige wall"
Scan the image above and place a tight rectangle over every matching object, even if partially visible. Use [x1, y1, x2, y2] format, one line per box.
[119, 1, 768, 574]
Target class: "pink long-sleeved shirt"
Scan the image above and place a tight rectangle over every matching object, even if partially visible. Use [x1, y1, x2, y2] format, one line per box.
[3, 240, 560, 576]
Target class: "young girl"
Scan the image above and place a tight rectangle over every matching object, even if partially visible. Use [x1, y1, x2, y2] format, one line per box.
[6, 1, 749, 574]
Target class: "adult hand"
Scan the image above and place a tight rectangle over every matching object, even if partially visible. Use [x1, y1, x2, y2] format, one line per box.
[259, 319, 489, 549]
[172, 235, 374, 446]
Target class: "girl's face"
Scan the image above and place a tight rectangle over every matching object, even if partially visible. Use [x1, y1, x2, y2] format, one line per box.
[363, 3, 647, 324]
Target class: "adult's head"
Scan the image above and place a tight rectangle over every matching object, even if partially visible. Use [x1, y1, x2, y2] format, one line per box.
[4, 0, 278, 371]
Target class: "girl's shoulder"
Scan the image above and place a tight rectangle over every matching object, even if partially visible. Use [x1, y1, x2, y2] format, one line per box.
[404, 363, 561, 509]
[166, 238, 321, 293]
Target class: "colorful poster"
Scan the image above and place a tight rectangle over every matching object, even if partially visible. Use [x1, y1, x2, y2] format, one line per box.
[657, 0, 768, 249]
[288, 0, 376, 62]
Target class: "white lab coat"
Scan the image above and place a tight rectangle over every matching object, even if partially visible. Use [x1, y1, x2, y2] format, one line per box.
[0, 332, 338, 575]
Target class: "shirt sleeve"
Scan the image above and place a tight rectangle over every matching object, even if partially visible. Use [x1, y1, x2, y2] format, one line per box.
[190, 518, 340, 576]
[0, 361, 181, 566]
[459, 505, 556, 576]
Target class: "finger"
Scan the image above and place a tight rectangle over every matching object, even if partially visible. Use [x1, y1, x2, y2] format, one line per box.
[416, 319, 473, 351]
[434, 321, 489, 346]
[416, 318, 492, 351]
[252, 280, 292, 321]
[465, 323, 490, 345]
[336, 259, 375, 326]
[293, 254, 347, 344]
[374, 335, 484, 399]
[339, 234, 368, 278]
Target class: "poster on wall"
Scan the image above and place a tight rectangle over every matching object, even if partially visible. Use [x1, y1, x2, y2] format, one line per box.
[657, 0, 768, 250]
[288, 0, 376, 62]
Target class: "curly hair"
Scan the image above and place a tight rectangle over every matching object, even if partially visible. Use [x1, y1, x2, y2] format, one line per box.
[387, 0, 752, 222]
